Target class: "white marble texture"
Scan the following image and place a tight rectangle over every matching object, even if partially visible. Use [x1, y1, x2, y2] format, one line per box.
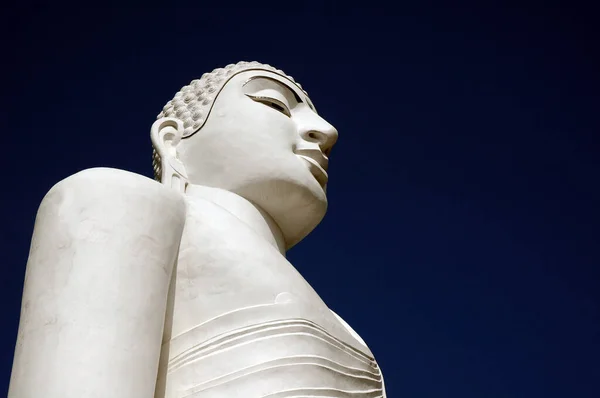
[9, 61, 386, 398]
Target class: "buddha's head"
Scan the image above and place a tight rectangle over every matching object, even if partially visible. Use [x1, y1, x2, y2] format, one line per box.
[151, 61, 338, 249]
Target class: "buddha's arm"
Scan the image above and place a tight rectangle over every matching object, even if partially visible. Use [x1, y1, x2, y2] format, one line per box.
[8, 168, 186, 398]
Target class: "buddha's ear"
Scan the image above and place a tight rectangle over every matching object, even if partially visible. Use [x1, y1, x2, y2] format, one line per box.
[150, 118, 189, 192]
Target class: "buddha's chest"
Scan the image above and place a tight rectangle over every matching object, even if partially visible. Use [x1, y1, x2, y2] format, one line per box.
[158, 199, 382, 398]
[170, 198, 340, 337]
[168, 197, 375, 349]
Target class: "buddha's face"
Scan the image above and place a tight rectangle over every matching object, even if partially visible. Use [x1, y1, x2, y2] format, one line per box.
[177, 70, 338, 248]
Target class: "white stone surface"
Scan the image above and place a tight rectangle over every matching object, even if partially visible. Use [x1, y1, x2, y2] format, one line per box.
[9, 61, 386, 398]
[9, 168, 186, 398]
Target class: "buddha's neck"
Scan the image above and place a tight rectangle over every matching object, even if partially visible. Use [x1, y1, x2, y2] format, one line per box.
[184, 184, 286, 256]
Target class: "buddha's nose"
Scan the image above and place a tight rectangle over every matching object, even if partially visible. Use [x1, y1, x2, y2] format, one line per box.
[299, 116, 338, 157]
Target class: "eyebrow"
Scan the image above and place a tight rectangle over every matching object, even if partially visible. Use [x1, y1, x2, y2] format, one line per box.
[244, 76, 303, 103]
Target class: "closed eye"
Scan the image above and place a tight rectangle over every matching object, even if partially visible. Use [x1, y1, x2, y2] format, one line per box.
[247, 95, 291, 117]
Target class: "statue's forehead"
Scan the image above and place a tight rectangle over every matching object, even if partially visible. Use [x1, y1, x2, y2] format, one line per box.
[225, 69, 315, 109]
[158, 63, 316, 138]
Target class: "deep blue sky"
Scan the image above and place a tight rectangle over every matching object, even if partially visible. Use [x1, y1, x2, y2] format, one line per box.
[1, 2, 598, 397]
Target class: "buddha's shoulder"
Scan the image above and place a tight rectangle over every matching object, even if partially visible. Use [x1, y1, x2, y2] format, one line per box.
[42, 167, 185, 215]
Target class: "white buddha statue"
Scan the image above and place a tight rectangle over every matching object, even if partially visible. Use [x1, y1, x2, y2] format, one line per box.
[9, 61, 386, 398]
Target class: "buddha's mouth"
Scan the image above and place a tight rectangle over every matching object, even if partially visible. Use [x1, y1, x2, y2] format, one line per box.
[295, 150, 329, 187]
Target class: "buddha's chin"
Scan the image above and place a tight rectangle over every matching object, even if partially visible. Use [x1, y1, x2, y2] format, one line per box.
[233, 176, 327, 249]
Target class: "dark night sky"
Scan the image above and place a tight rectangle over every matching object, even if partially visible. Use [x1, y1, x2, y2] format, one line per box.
[1, 2, 598, 397]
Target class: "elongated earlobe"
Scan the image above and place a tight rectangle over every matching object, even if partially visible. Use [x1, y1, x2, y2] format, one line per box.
[151, 118, 189, 192]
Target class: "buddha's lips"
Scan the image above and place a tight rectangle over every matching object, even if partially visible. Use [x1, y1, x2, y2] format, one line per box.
[295, 148, 329, 170]
[297, 154, 328, 187]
